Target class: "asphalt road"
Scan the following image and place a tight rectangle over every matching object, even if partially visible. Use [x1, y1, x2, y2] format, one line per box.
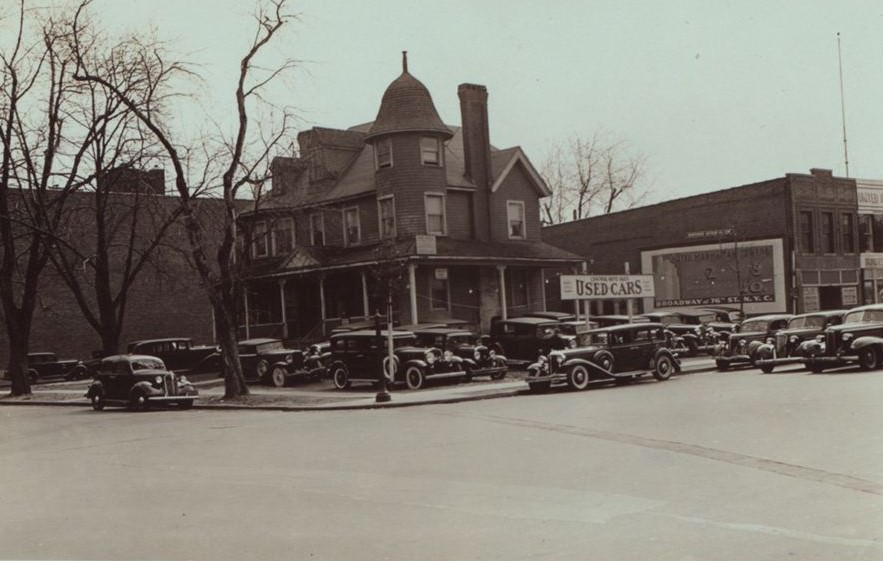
[2, 364, 882, 561]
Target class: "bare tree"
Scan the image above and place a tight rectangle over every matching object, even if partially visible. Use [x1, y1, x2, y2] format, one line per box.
[71, 0, 298, 398]
[540, 132, 651, 224]
[0, 1, 98, 395]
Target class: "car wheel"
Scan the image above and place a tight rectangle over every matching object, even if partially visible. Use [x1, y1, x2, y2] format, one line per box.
[462, 365, 473, 383]
[654, 355, 674, 381]
[270, 366, 287, 388]
[331, 364, 350, 390]
[130, 393, 149, 411]
[528, 381, 551, 393]
[405, 365, 425, 390]
[598, 355, 613, 372]
[567, 364, 590, 391]
[178, 399, 194, 409]
[256, 359, 269, 379]
[760, 363, 774, 374]
[686, 340, 698, 357]
[858, 347, 879, 371]
[27, 370, 38, 384]
[715, 359, 729, 371]
[90, 393, 105, 411]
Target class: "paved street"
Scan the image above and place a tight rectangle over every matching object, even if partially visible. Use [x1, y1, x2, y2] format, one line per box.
[2, 364, 883, 560]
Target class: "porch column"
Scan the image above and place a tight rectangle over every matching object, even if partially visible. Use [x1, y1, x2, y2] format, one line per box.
[319, 275, 327, 334]
[243, 288, 251, 339]
[278, 279, 288, 339]
[497, 265, 508, 320]
[361, 271, 370, 318]
[539, 269, 547, 311]
[408, 263, 418, 325]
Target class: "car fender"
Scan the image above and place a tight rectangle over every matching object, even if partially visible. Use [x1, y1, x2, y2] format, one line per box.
[653, 348, 681, 372]
[178, 384, 199, 397]
[85, 380, 104, 398]
[462, 358, 478, 369]
[403, 359, 429, 371]
[493, 354, 508, 367]
[526, 359, 546, 374]
[849, 336, 883, 353]
[131, 380, 163, 398]
[747, 340, 765, 357]
[755, 342, 775, 359]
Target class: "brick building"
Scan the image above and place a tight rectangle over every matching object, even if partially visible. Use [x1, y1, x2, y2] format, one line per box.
[238, 55, 583, 339]
[544, 168, 869, 316]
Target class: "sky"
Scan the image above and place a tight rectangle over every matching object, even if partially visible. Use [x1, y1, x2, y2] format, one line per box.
[84, 0, 883, 203]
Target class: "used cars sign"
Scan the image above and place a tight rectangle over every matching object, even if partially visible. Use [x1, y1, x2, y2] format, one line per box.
[560, 274, 655, 300]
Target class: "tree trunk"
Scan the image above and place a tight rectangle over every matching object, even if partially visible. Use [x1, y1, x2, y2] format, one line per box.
[5, 311, 32, 396]
[214, 300, 248, 398]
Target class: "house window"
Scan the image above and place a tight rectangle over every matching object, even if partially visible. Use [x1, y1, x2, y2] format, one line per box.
[507, 201, 526, 239]
[424, 193, 446, 235]
[378, 196, 396, 238]
[374, 139, 392, 169]
[841, 213, 855, 253]
[253, 221, 268, 258]
[421, 137, 441, 166]
[430, 276, 449, 310]
[821, 212, 834, 253]
[799, 211, 814, 253]
[310, 213, 325, 247]
[343, 207, 360, 246]
[273, 217, 294, 255]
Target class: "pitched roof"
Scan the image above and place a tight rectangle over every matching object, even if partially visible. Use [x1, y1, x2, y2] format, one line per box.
[365, 70, 452, 141]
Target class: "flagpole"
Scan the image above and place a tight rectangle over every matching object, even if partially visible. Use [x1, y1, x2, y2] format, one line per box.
[837, 32, 850, 177]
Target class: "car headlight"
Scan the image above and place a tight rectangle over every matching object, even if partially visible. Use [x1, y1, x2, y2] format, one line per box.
[489, 350, 496, 358]
[425, 351, 436, 364]
[815, 334, 825, 343]
[789, 335, 799, 344]
[550, 351, 564, 366]
[765, 337, 774, 345]
[284, 354, 293, 364]
[473, 350, 481, 361]
[178, 375, 189, 384]
[843, 333, 854, 343]
[443, 350, 454, 361]
[739, 339, 747, 347]
[568, 338, 577, 348]
[538, 355, 548, 364]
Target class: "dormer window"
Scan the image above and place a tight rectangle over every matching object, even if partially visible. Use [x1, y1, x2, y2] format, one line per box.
[252, 221, 268, 258]
[375, 138, 392, 169]
[420, 137, 441, 166]
[310, 213, 325, 246]
[343, 207, 361, 246]
[273, 217, 294, 254]
[507, 200, 526, 239]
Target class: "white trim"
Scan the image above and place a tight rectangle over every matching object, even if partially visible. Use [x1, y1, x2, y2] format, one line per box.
[424, 192, 447, 236]
[506, 200, 526, 240]
[490, 149, 551, 196]
[343, 206, 361, 246]
[374, 138, 393, 169]
[420, 136, 442, 166]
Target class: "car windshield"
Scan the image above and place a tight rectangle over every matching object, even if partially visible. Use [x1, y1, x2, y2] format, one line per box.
[131, 358, 165, 371]
[392, 336, 417, 349]
[843, 309, 883, 324]
[788, 315, 827, 329]
[577, 332, 609, 346]
[740, 320, 768, 332]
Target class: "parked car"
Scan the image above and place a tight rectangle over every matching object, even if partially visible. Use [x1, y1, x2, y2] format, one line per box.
[520, 311, 577, 322]
[234, 338, 326, 387]
[127, 338, 220, 372]
[643, 309, 722, 356]
[485, 317, 576, 364]
[714, 314, 793, 370]
[412, 327, 507, 380]
[802, 304, 883, 373]
[84, 354, 198, 411]
[327, 329, 467, 390]
[753, 310, 846, 373]
[24, 352, 87, 382]
[525, 323, 680, 392]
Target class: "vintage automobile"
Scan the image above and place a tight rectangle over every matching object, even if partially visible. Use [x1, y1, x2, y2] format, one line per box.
[714, 314, 793, 370]
[235, 338, 326, 387]
[643, 309, 722, 356]
[525, 322, 680, 392]
[85, 354, 198, 411]
[327, 329, 467, 390]
[127, 337, 220, 372]
[413, 327, 507, 380]
[802, 304, 883, 373]
[24, 352, 87, 382]
[485, 316, 576, 364]
[753, 310, 845, 373]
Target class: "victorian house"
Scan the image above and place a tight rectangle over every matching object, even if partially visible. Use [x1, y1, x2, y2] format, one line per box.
[238, 55, 583, 341]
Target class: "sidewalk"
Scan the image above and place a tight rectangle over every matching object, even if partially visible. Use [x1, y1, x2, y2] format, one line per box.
[0, 357, 718, 411]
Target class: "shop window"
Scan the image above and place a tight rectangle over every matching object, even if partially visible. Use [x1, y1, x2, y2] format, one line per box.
[425, 193, 446, 235]
[841, 213, 855, 253]
[421, 137, 441, 166]
[860, 214, 874, 252]
[310, 213, 325, 246]
[378, 195, 396, 238]
[374, 139, 392, 169]
[343, 207, 360, 246]
[430, 276, 449, 310]
[507, 201, 526, 239]
[506, 269, 529, 307]
[821, 212, 834, 253]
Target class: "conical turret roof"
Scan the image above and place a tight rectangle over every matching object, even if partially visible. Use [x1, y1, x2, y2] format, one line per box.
[365, 52, 452, 141]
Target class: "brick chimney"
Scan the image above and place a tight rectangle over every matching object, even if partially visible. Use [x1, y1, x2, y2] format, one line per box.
[458, 83, 493, 240]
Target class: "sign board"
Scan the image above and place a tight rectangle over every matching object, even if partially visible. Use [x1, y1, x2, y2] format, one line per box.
[861, 253, 883, 269]
[434, 267, 448, 280]
[802, 286, 820, 313]
[560, 274, 655, 301]
[842, 286, 858, 306]
[415, 235, 437, 255]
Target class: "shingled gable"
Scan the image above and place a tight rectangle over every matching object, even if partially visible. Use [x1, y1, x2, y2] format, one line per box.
[490, 147, 551, 197]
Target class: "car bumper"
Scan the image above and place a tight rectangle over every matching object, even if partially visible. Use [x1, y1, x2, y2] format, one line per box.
[470, 365, 507, 377]
[803, 355, 854, 368]
[526, 371, 567, 385]
[755, 356, 803, 368]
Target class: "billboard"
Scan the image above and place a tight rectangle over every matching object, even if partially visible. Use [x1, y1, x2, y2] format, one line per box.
[560, 275, 655, 300]
[641, 238, 786, 314]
